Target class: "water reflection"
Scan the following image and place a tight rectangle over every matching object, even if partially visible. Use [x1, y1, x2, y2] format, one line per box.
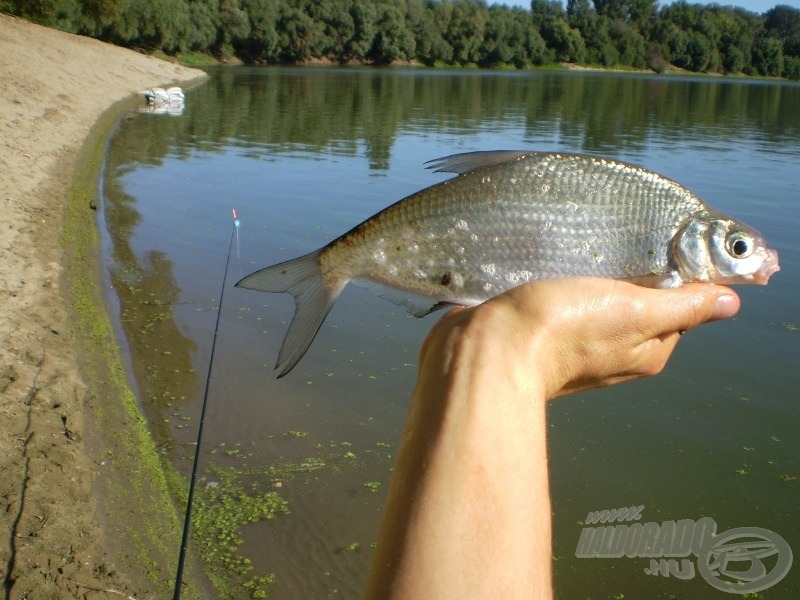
[116, 67, 800, 170]
[102, 170, 198, 444]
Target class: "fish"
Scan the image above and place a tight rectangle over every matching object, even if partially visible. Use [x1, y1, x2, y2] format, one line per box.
[236, 151, 780, 377]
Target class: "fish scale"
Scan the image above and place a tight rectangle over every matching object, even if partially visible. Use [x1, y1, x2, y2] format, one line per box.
[329, 154, 701, 298]
[237, 150, 779, 376]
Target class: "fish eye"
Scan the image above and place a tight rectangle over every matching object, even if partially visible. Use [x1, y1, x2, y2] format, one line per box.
[726, 232, 754, 259]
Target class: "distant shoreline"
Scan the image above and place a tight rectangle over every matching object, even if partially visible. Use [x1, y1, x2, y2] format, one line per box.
[176, 52, 797, 85]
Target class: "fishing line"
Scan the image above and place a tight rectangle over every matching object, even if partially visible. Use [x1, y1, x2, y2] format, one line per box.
[173, 209, 240, 600]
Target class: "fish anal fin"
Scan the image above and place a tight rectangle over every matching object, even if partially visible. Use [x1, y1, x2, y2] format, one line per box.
[354, 278, 465, 318]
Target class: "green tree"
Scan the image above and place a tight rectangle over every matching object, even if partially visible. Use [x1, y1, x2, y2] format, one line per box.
[523, 18, 549, 65]
[481, 6, 515, 66]
[346, 0, 377, 61]
[481, 6, 544, 67]
[686, 30, 713, 72]
[110, 0, 190, 52]
[215, 0, 249, 57]
[83, 0, 125, 23]
[444, 0, 489, 65]
[752, 36, 784, 76]
[7, 0, 800, 79]
[370, 3, 416, 64]
[593, 0, 628, 22]
[609, 19, 647, 68]
[765, 5, 800, 57]
[656, 1, 761, 74]
[405, 0, 453, 64]
[566, 0, 592, 30]
[710, 7, 761, 74]
[309, 0, 356, 61]
[628, 0, 657, 24]
[276, 3, 324, 62]
[568, 1, 618, 65]
[532, 0, 585, 63]
[593, 0, 656, 24]
[186, 0, 220, 52]
[0, 0, 59, 25]
[784, 56, 800, 79]
[236, 0, 280, 62]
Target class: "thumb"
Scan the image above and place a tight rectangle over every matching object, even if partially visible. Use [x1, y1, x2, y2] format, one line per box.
[659, 284, 740, 335]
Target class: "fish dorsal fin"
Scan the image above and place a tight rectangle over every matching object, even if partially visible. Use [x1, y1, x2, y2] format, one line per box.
[425, 151, 531, 175]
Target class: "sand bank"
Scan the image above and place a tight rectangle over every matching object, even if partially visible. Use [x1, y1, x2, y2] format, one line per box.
[0, 14, 207, 597]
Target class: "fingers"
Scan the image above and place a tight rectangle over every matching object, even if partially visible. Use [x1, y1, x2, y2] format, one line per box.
[514, 280, 741, 397]
[421, 278, 742, 400]
[644, 284, 740, 337]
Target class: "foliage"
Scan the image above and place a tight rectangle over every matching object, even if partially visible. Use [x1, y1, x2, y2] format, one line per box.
[5, 0, 800, 77]
[369, 3, 416, 64]
[482, 6, 545, 67]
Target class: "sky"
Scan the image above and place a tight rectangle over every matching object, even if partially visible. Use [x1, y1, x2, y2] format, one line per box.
[500, 1, 800, 15]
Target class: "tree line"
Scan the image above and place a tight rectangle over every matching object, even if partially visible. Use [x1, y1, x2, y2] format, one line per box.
[5, 0, 800, 79]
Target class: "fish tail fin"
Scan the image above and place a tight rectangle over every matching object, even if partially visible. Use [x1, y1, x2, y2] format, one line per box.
[235, 249, 339, 377]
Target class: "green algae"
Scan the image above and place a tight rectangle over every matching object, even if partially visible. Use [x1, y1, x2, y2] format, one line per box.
[190, 457, 333, 598]
[193, 467, 288, 599]
[63, 100, 203, 597]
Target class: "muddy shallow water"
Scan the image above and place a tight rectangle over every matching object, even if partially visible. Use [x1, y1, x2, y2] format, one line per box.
[102, 67, 800, 598]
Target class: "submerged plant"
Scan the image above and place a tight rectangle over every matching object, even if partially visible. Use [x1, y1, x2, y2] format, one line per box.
[192, 467, 288, 598]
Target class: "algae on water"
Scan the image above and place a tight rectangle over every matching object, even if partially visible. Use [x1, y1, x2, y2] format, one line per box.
[193, 467, 288, 599]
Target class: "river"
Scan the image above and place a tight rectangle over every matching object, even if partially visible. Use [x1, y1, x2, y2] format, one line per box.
[101, 67, 799, 599]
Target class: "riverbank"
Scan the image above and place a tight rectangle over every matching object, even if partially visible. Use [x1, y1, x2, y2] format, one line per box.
[0, 14, 206, 597]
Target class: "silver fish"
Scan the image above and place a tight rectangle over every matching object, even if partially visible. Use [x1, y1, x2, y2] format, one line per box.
[236, 151, 780, 376]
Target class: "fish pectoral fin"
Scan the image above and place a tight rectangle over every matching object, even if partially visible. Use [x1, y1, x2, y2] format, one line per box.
[354, 279, 460, 318]
[621, 271, 684, 289]
[425, 150, 531, 175]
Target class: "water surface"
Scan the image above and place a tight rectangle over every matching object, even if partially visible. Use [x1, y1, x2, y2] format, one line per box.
[102, 67, 800, 599]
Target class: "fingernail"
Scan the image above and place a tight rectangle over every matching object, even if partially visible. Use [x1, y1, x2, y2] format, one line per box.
[711, 294, 739, 321]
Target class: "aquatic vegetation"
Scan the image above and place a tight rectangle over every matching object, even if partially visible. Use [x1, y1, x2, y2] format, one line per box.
[285, 430, 309, 438]
[63, 107, 204, 595]
[189, 454, 338, 596]
[242, 575, 275, 599]
[192, 467, 288, 599]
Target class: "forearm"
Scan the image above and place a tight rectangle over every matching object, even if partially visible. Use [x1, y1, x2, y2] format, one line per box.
[366, 309, 554, 599]
[365, 279, 739, 598]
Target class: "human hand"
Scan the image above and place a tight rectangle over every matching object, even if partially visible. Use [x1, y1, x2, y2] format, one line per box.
[367, 278, 739, 599]
[423, 277, 740, 399]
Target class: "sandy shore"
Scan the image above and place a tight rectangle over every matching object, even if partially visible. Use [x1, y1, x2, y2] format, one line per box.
[0, 14, 206, 598]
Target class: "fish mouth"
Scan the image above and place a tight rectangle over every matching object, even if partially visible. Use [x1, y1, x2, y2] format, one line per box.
[753, 248, 780, 285]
